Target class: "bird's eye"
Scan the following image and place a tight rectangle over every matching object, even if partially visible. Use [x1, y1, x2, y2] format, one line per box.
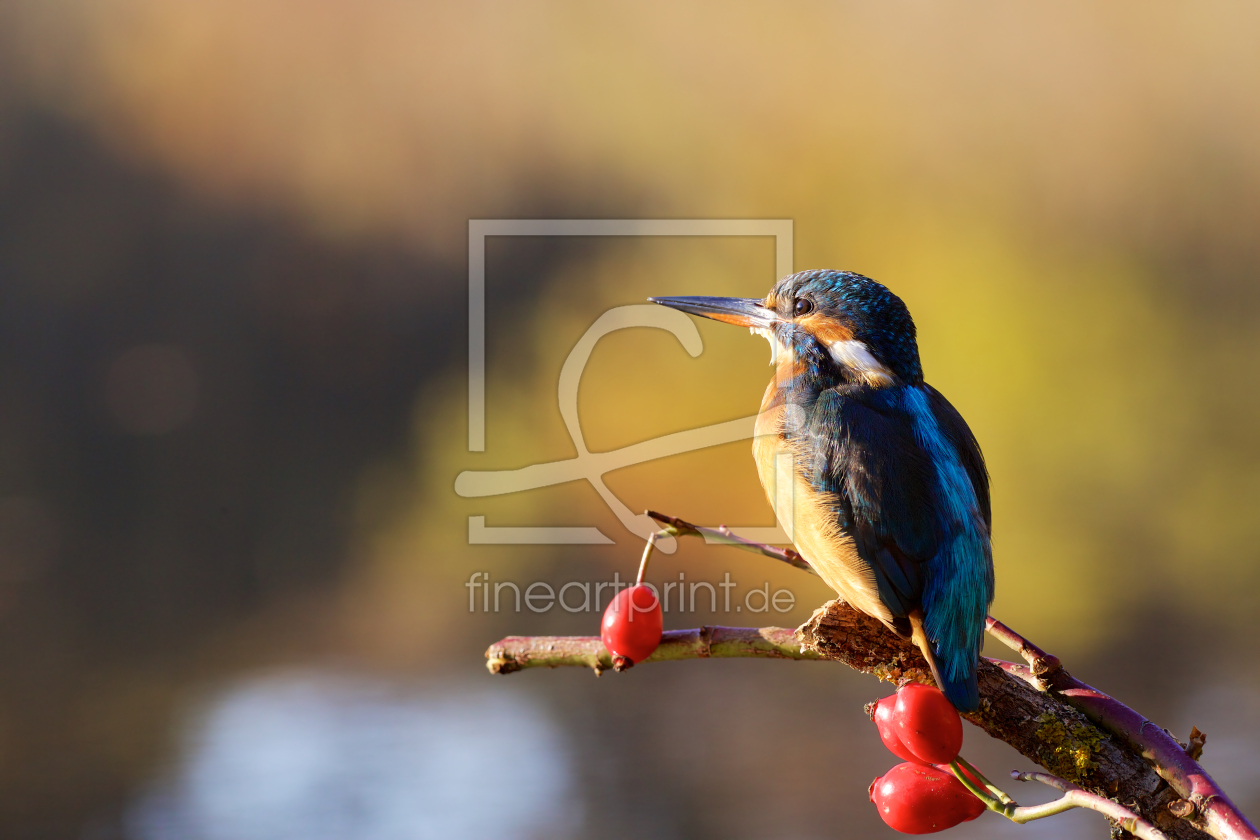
[792, 298, 814, 316]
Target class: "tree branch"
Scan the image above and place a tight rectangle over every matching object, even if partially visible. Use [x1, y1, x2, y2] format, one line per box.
[486, 625, 821, 675]
[796, 599, 1235, 840]
[486, 604, 1208, 839]
[486, 512, 1257, 840]
[985, 617, 1257, 840]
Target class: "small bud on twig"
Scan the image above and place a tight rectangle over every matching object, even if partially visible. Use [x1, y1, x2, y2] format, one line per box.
[1187, 727, 1207, 762]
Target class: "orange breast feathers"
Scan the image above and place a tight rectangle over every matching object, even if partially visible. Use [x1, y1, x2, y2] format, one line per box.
[751, 376, 893, 626]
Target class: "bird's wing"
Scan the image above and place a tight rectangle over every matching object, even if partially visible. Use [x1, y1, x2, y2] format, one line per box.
[923, 384, 991, 532]
[801, 387, 942, 621]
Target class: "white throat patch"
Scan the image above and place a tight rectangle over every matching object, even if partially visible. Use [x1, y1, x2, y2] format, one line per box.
[750, 326, 789, 365]
[827, 339, 894, 386]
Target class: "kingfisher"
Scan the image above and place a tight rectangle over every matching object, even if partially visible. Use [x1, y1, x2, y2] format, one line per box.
[651, 270, 994, 711]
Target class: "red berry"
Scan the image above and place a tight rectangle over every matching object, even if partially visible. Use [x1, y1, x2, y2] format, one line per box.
[869, 762, 985, 834]
[894, 684, 964, 764]
[601, 584, 662, 665]
[873, 695, 930, 764]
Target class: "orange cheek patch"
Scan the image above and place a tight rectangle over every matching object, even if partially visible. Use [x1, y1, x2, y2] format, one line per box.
[796, 314, 853, 345]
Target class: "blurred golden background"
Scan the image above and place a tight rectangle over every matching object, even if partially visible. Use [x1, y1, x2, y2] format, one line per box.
[0, 2, 1258, 838]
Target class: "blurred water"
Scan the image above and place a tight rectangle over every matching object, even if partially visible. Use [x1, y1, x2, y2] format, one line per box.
[128, 672, 579, 840]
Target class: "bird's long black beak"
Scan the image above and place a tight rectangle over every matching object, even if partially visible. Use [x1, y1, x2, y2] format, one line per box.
[648, 296, 777, 329]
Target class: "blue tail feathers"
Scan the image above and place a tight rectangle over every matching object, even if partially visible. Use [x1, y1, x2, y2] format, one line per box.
[909, 610, 980, 712]
[933, 649, 979, 712]
[924, 600, 985, 712]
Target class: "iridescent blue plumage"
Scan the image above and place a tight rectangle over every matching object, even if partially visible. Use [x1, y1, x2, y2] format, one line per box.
[651, 270, 995, 710]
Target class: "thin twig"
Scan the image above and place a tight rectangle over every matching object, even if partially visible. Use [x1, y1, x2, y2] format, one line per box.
[949, 757, 1011, 814]
[949, 759, 1170, 839]
[1008, 771, 1171, 840]
[955, 756, 1013, 805]
[635, 531, 658, 585]
[645, 510, 815, 574]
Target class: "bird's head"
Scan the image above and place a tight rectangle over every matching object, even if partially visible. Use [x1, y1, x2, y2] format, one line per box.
[651, 270, 923, 387]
